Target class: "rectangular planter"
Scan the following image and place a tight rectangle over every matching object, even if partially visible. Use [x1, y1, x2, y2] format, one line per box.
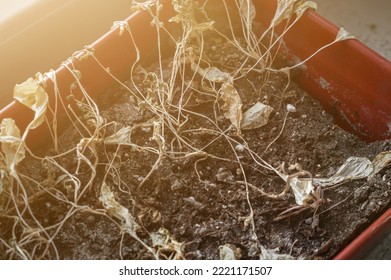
[1, 0, 390, 259]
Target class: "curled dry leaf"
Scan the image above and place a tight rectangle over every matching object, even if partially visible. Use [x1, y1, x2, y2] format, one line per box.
[240, 0, 256, 26]
[271, 0, 317, 27]
[241, 102, 273, 130]
[291, 151, 391, 197]
[150, 228, 185, 260]
[193, 21, 215, 32]
[219, 244, 242, 260]
[272, 168, 314, 206]
[314, 157, 373, 187]
[170, 0, 214, 34]
[190, 61, 243, 133]
[196, 66, 233, 84]
[0, 118, 25, 174]
[99, 182, 139, 234]
[131, 0, 157, 11]
[152, 121, 165, 150]
[336, 27, 356, 42]
[104, 126, 132, 145]
[288, 177, 314, 205]
[112, 21, 130, 36]
[260, 245, 296, 260]
[170, 0, 193, 23]
[220, 82, 243, 133]
[13, 77, 48, 130]
[369, 151, 391, 180]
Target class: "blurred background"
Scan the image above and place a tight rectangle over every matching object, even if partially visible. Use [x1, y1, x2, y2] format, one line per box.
[0, 0, 130, 107]
[0, 0, 390, 108]
[316, 0, 391, 60]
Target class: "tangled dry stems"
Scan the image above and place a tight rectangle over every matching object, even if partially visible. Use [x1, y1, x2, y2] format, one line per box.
[1, 0, 354, 260]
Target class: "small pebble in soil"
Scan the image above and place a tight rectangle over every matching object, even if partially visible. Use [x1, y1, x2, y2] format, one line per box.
[286, 104, 297, 113]
[305, 217, 313, 225]
[235, 144, 245, 153]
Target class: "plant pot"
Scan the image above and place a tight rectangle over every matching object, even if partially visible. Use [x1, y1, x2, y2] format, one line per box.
[0, 0, 390, 259]
[334, 207, 391, 259]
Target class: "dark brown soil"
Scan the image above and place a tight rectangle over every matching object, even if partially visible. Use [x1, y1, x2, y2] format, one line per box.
[1, 35, 390, 260]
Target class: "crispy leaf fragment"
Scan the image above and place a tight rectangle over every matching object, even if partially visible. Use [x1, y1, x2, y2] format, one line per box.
[289, 177, 314, 205]
[219, 244, 241, 260]
[104, 126, 132, 145]
[220, 82, 243, 132]
[99, 182, 139, 234]
[193, 21, 215, 32]
[241, 102, 273, 130]
[240, 0, 256, 26]
[13, 77, 48, 130]
[272, 169, 315, 206]
[260, 245, 296, 260]
[131, 0, 157, 11]
[314, 157, 373, 187]
[0, 118, 25, 173]
[369, 151, 391, 180]
[197, 67, 233, 84]
[151, 228, 185, 260]
[271, 0, 317, 27]
[112, 21, 130, 36]
[170, 0, 193, 23]
[336, 27, 356, 41]
[311, 152, 390, 188]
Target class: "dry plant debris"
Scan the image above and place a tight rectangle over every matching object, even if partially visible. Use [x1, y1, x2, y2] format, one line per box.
[0, 0, 389, 260]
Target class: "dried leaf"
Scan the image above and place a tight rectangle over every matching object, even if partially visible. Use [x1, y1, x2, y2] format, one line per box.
[240, 0, 256, 26]
[260, 245, 296, 260]
[104, 126, 132, 145]
[13, 77, 48, 130]
[150, 228, 185, 260]
[131, 0, 157, 11]
[99, 182, 139, 234]
[241, 102, 273, 130]
[336, 27, 355, 41]
[220, 82, 243, 132]
[0, 118, 25, 173]
[369, 151, 391, 180]
[271, 0, 317, 26]
[219, 244, 241, 260]
[170, 0, 210, 35]
[314, 157, 373, 187]
[289, 177, 314, 205]
[197, 67, 233, 83]
[112, 21, 129, 36]
[152, 121, 164, 148]
[293, 0, 317, 17]
[193, 21, 215, 32]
